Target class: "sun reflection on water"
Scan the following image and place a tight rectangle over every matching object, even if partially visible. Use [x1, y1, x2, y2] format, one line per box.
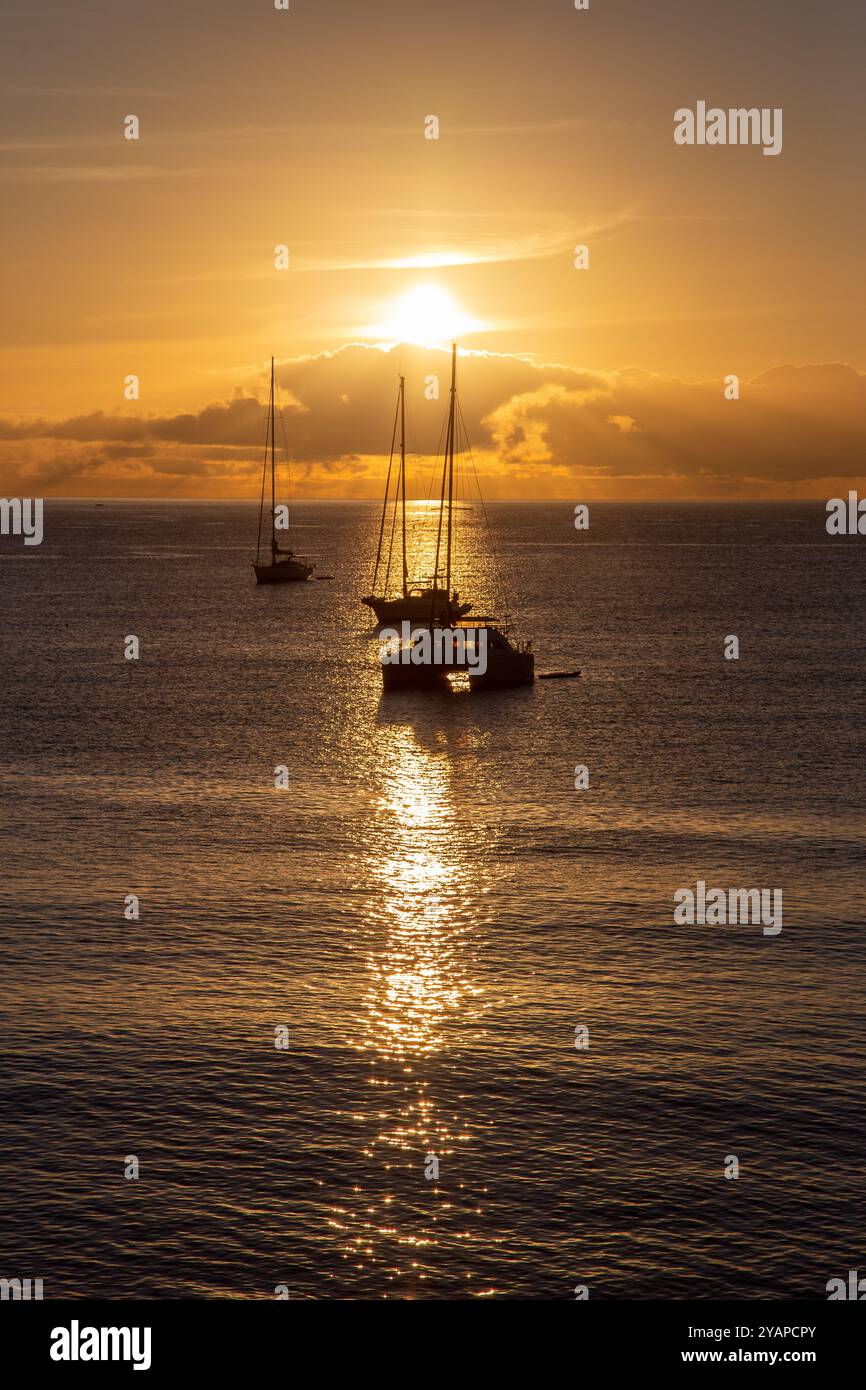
[332, 712, 496, 1291]
[364, 724, 482, 1060]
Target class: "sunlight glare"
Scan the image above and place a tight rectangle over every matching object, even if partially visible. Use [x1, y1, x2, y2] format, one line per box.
[367, 283, 483, 347]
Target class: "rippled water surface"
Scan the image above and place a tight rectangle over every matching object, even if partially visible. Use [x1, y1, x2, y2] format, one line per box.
[1, 501, 864, 1298]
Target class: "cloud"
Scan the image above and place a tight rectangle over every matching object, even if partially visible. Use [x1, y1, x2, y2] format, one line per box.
[1, 164, 218, 183]
[1, 345, 864, 499]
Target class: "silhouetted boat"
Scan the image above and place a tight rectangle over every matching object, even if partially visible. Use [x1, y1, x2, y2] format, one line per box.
[253, 357, 314, 585]
[465, 621, 535, 690]
[362, 374, 471, 624]
[380, 344, 535, 691]
[381, 618, 534, 691]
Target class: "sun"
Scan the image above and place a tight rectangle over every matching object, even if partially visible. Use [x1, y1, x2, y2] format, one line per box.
[368, 283, 482, 347]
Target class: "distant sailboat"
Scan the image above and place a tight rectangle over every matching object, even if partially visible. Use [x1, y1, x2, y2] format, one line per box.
[381, 343, 535, 691]
[362, 373, 472, 624]
[253, 357, 314, 585]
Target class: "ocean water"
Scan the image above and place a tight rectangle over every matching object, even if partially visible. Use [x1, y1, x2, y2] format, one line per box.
[0, 500, 864, 1300]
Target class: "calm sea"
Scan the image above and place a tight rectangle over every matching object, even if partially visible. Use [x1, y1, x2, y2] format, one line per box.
[0, 500, 863, 1299]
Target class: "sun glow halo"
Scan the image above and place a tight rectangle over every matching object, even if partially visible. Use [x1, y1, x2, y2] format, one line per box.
[370, 284, 482, 347]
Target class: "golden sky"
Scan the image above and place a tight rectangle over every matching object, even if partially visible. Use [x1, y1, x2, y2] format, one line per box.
[1, 0, 864, 498]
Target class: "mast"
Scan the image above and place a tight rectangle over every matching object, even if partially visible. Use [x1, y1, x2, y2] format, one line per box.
[400, 375, 408, 598]
[370, 382, 401, 594]
[270, 357, 277, 559]
[445, 341, 457, 597]
[432, 343, 456, 603]
[432, 389, 448, 595]
[255, 374, 268, 565]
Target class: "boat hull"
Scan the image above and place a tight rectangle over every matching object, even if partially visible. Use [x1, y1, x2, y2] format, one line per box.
[254, 558, 314, 584]
[363, 591, 472, 624]
[381, 662, 452, 690]
[380, 628, 535, 692]
[469, 651, 535, 690]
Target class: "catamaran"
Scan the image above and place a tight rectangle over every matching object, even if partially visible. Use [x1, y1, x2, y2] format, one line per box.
[253, 357, 314, 585]
[380, 344, 535, 691]
[362, 374, 472, 624]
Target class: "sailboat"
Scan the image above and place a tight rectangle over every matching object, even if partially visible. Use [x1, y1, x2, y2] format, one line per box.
[381, 344, 535, 691]
[362, 374, 472, 624]
[253, 357, 314, 585]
